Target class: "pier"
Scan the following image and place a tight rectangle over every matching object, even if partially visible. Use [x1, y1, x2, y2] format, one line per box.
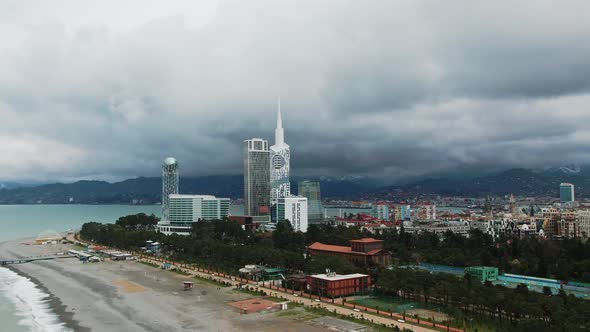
[0, 255, 75, 266]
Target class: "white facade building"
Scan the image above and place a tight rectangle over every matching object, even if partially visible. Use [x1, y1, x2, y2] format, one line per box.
[277, 196, 308, 232]
[576, 210, 590, 239]
[270, 103, 291, 205]
[157, 194, 230, 236]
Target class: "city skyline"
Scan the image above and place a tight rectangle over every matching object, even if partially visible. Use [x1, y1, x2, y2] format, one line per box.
[3, 1, 590, 184]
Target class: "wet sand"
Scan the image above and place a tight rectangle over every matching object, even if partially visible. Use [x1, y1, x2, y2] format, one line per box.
[0, 239, 329, 332]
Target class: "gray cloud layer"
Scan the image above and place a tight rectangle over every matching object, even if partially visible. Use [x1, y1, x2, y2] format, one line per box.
[1, 0, 590, 182]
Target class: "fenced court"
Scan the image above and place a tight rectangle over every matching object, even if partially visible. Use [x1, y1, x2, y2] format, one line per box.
[399, 263, 465, 276]
[351, 295, 449, 322]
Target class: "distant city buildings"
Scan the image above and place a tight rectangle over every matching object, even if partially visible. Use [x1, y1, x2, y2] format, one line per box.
[243, 138, 271, 217]
[374, 203, 389, 221]
[575, 210, 590, 239]
[161, 157, 179, 220]
[298, 180, 322, 221]
[158, 194, 230, 235]
[560, 183, 575, 204]
[400, 204, 411, 220]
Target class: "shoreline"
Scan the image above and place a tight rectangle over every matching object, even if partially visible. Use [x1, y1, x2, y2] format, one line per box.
[5, 265, 88, 332]
[0, 236, 328, 332]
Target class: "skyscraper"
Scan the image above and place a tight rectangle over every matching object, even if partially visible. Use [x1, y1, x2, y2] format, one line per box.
[560, 183, 575, 204]
[270, 100, 291, 204]
[298, 180, 322, 221]
[244, 138, 270, 216]
[161, 157, 179, 220]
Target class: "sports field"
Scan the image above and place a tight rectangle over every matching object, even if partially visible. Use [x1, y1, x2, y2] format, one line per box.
[351, 295, 449, 322]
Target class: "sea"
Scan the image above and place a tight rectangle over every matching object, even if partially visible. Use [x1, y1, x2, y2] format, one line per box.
[0, 204, 162, 332]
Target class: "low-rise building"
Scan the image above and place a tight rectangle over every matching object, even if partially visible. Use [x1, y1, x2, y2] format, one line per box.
[307, 238, 391, 266]
[228, 215, 270, 231]
[465, 266, 499, 282]
[306, 273, 371, 297]
[404, 221, 471, 238]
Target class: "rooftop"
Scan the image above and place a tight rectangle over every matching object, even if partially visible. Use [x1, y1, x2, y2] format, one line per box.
[308, 242, 352, 254]
[163, 157, 177, 166]
[309, 273, 369, 281]
[349, 238, 383, 243]
[169, 194, 228, 200]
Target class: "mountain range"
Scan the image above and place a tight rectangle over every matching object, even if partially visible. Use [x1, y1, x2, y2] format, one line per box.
[0, 175, 369, 204]
[0, 166, 586, 204]
[375, 166, 589, 198]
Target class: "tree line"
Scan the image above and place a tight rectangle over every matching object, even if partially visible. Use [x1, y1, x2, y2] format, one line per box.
[376, 268, 590, 332]
[79, 214, 590, 331]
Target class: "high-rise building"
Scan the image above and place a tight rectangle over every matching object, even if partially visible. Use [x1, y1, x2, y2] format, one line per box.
[298, 181, 323, 221]
[161, 157, 179, 220]
[575, 210, 590, 240]
[270, 101, 291, 204]
[400, 205, 411, 221]
[276, 196, 308, 232]
[374, 203, 389, 221]
[157, 194, 230, 235]
[244, 138, 270, 216]
[560, 183, 575, 204]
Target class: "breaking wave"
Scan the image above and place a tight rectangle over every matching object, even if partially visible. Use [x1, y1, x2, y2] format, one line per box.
[0, 267, 72, 332]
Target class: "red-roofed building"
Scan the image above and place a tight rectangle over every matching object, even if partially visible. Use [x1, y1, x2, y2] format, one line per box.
[307, 238, 391, 266]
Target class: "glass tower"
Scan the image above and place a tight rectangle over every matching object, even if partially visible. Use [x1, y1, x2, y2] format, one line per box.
[298, 180, 323, 221]
[560, 183, 575, 203]
[244, 138, 270, 216]
[162, 157, 179, 220]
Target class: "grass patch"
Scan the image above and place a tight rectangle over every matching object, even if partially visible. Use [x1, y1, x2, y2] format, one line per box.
[276, 305, 320, 321]
[192, 274, 232, 287]
[302, 305, 398, 332]
[230, 287, 285, 303]
[138, 260, 160, 268]
[170, 268, 191, 276]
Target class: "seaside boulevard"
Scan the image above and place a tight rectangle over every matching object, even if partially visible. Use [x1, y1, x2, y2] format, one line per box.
[68, 232, 453, 332]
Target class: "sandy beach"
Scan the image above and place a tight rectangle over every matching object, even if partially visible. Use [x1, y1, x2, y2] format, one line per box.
[0, 239, 333, 332]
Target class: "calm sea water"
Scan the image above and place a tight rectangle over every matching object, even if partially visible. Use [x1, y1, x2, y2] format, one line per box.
[0, 204, 162, 332]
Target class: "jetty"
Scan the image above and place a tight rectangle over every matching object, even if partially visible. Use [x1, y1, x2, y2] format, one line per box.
[0, 255, 75, 266]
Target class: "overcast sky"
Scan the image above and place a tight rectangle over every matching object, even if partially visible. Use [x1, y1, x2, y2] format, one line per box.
[1, 0, 590, 183]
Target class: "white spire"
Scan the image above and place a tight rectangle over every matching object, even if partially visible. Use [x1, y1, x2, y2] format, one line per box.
[277, 97, 282, 129]
[275, 97, 284, 145]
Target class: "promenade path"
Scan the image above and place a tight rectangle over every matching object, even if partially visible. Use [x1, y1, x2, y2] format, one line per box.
[69, 234, 464, 332]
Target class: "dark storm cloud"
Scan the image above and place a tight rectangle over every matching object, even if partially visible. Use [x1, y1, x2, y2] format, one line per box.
[1, 0, 590, 182]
